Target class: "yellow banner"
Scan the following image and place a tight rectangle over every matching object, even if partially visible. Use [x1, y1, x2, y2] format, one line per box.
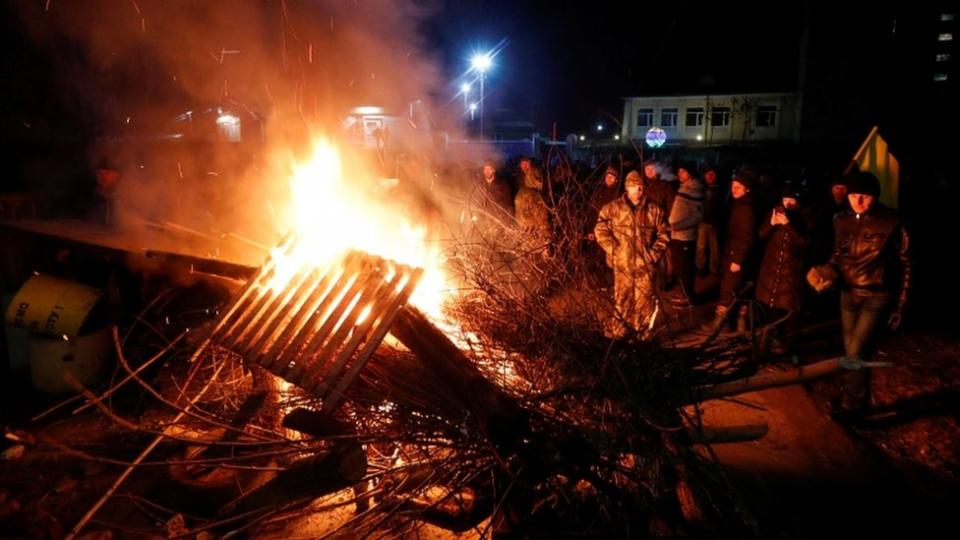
[849, 126, 899, 208]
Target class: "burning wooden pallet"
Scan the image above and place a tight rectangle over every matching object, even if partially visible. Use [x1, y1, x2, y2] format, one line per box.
[192, 232, 526, 453]
[203, 234, 423, 413]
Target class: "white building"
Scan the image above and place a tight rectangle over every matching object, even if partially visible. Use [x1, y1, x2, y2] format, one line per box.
[621, 92, 798, 145]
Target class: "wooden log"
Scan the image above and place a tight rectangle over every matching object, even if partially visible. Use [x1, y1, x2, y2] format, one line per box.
[219, 441, 367, 518]
[389, 306, 529, 452]
[683, 423, 769, 444]
[693, 356, 890, 402]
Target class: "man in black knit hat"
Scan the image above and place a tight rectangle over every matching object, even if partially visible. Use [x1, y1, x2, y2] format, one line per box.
[808, 171, 911, 416]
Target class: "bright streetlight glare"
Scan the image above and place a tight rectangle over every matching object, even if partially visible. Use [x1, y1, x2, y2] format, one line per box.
[461, 83, 471, 93]
[471, 53, 492, 72]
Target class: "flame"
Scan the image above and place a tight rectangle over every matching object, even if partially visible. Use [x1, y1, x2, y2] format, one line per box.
[267, 138, 451, 319]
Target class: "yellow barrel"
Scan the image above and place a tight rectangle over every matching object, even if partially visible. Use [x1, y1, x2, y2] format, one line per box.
[29, 326, 113, 394]
[4, 274, 104, 338]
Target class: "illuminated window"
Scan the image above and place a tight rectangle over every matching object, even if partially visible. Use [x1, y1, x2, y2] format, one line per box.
[934, 73, 949, 82]
[937, 53, 952, 62]
[636, 108, 654, 127]
[941, 13, 955, 22]
[938, 33, 954, 41]
[660, 108, 678, 127]
[710, 107, 731, 127]
[756, 106, 778, 127]
[685, 107, 704, 127]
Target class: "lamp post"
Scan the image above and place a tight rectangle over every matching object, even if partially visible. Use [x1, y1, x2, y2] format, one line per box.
[460, 82, 471, 112]
[471, 53, 492, 139]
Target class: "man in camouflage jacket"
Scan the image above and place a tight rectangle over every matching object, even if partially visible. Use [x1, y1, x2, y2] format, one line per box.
[595, 171, 670, 338]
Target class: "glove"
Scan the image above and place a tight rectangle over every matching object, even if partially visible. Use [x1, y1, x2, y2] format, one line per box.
[888, 310, 902, 331]
[806, 265, 836, 293]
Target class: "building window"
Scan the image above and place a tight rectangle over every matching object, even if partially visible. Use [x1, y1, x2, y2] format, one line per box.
[939, 33, 954, 41]
[710, 107, 731, 127]
[660, 108, 678, 127]
[934, 73, 949, 82]
[936, 53, 952, 62]
[942, 13, 955, 22]
[636, 108, 654, 127]
[685, 107, 704, 127]
[756, 106, 778, 127]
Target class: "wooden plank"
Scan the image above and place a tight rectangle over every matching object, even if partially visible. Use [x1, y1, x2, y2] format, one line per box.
[299, 262, 390, 390]
[223, 265, 311, 350]
[307, 265, 401, 396]
[389, 306, 529, 452]
[281, 265, 369, 382]
[257, 261, 348, 372]
[319, 267, 423, 412]
[238, 266, 323, 358]
[210, 234, 296, 343]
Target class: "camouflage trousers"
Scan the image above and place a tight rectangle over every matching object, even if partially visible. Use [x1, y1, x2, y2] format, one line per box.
[604, 269, 659, 339]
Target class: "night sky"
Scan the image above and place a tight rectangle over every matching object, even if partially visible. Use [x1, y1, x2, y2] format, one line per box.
[0, 0, 953, 162]
[0, 0, 805, 137]
[425, 0, 804, 133]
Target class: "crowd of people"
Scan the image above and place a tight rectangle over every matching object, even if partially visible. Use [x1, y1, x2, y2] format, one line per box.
[466, 155, 911, 416]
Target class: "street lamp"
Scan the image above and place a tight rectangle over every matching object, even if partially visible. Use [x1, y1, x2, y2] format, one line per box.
[460, 82, 471, 112]
[471, 53, 492, 138]
[469, 102, 478, 121]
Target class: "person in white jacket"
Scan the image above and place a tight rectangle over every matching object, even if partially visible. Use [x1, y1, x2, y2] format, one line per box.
[667, 162, 705, 306]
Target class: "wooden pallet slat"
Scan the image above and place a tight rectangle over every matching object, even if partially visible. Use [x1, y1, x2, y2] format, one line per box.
[204, 244, 424, 409]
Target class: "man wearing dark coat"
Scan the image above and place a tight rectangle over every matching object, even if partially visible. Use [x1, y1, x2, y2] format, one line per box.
[714, 170, 757, 331]
[808, 172, 911, 415]
[642, 160, 676, 289]
[585, 167, 624, 286]
[755, 183, 815, 353]
[642, 160, 676, 213]
[474, 161, 513, 218]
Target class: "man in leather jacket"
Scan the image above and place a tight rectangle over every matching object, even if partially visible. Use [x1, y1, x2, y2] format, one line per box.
[811, 171, 910, 413]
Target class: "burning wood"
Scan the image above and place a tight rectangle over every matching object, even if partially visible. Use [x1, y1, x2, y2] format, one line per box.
[201, 235, 423, 414]
[21, 145, 794, 539]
